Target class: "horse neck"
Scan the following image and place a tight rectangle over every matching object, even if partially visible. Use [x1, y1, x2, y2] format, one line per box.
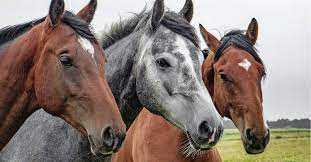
[104, 31, 144, 128]
[0, 28, 40, 149]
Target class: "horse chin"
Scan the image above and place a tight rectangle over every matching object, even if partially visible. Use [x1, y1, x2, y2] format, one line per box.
[87, 135, 114, 157]
[242, 137, 266, 155]
[179, 132, 213, 158]
[244, 143, 265, 154]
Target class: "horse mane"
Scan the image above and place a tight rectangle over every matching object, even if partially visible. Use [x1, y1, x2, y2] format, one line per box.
[101, 9, 200, 49]
[101, 10, 148, 49]
[215, 30, 266, 76]
[0, 18, 45, 46]
[0, 11, 96, 48]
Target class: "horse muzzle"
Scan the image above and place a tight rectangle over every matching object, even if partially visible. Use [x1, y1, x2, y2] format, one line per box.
[243, 128, 270, 154]
[186, 120, 224, 151]
[88, 126, 126, 157]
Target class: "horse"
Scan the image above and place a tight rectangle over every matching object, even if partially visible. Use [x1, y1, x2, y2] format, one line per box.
[0, 0, 126, 158]
[112, 18, 270, 162]
[0, 0, 223, 161]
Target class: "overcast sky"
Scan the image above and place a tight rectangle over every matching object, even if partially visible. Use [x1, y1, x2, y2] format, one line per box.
[1, 0, 310, 120]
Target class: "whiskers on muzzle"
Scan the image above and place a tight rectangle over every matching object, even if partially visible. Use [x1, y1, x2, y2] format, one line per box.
[178, 133, 211, 159]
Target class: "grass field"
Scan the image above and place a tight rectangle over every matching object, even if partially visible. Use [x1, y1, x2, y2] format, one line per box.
[216, 129, 311, 162]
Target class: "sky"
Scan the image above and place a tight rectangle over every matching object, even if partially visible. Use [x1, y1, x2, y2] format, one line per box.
[1, 0, 310, 121]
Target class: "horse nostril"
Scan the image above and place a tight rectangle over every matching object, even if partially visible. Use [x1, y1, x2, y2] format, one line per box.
[102, 126, 114, 148]
[216, 123, 224, 139]
[263, 129, 270, 146]
[114, 132, 126, 151]
[198, 121, 213, 139]
[245, 128, 254, 141]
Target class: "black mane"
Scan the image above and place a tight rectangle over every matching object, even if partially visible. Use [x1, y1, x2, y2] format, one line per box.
[214, 30, 266, 75]
[0, 11, 96, 47]
[62, 11, 96, 42]
[0, 18, 45, 46]
[101, 10, 199, 49]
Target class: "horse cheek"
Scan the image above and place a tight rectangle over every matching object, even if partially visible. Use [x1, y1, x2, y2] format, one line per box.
[34, 56, 65, 114]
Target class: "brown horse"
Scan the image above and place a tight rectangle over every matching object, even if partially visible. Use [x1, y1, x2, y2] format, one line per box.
[0, 0, 126, 156]
[113, 18, 269, 162]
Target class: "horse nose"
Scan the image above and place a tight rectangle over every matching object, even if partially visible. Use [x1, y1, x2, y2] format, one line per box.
[263, 129, 270, 146]
[114, 132, 126, 151]
[198, 121, 213, 139]
[102, 126, 114, 148]
[198, 121, 223, 145]
[246, 128, 270, 145]
[102, 126, 126, 152]
[245, 128, 255, 142]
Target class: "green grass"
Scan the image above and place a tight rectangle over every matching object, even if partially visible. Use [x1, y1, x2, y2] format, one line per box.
[216, 129, 311, 162]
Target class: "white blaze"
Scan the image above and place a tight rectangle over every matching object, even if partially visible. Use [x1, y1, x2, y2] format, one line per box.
[175, 36, 194, 72]
[175, 36, 219, 115]
[78, 36, 96, 63]
[238, 58, 252, 71]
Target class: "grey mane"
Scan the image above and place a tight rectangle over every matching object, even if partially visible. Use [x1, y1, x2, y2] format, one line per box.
[101, 10, 148, 49]
[101, 9, 200, 49]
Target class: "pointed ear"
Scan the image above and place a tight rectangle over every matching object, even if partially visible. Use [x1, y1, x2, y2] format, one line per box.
[48, 0, 65, 27]
[246, 18, 258, 45]
[77, 0, 97, 24]
[179, 0, 193, 23]
[151, 0, 165, 31]
[199, 24, 220, 53]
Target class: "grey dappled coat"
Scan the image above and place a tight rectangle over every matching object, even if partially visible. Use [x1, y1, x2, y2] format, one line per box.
[0, 110, 99, 162]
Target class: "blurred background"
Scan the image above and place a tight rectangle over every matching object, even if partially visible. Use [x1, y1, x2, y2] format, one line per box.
[1, 0, 310, 161]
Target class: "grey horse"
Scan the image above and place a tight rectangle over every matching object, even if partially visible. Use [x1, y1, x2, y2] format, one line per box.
[0, 0, 223, 161]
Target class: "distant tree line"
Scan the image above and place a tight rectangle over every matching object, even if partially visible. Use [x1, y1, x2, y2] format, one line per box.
[223, 118, 311, 129]
[267, 118, 310, 129]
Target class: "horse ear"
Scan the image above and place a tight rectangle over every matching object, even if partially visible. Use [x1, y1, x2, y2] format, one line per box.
[77, 0, 97, 24]
[179, 0, 193, 23]
[199, 24, 220, 53]
[48, 0, 65, 27]
[246, 18, 258, 45]
[151, 0, 165, 31]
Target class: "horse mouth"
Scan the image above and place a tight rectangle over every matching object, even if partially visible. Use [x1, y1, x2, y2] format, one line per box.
[244, 143, 265, 154]
[241, 129, 270, 154]
[179, 132, 212, 158]
[242, 136, 269, 154]
[88, 135, 114, 157]
[185, 132, 200, 150]
[188, 131, 213, 150]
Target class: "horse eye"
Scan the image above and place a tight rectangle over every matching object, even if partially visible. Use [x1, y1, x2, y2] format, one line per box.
[219, 72, 232, 82]
[156, 58, 171, 68]
[59, 55, 72, 67]
[202, 49, 209, 59]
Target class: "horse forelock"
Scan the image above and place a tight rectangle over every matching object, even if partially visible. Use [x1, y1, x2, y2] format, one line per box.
[214, 30, 266, 77]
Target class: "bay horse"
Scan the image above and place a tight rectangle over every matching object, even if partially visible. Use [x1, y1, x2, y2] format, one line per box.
[0, 0, 125, 157]
[0, 0, 223, 161]
[113, 18, 270, 162]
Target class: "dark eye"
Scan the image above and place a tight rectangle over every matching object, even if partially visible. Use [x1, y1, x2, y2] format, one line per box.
[202, 49, 209, 59]
[156, 58, 171, 68]
[59, 54, 72, 67]
[219, 71, 232, 82]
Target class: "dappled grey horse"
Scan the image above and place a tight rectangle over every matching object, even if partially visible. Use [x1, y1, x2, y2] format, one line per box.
[0, 0, 223, 161]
